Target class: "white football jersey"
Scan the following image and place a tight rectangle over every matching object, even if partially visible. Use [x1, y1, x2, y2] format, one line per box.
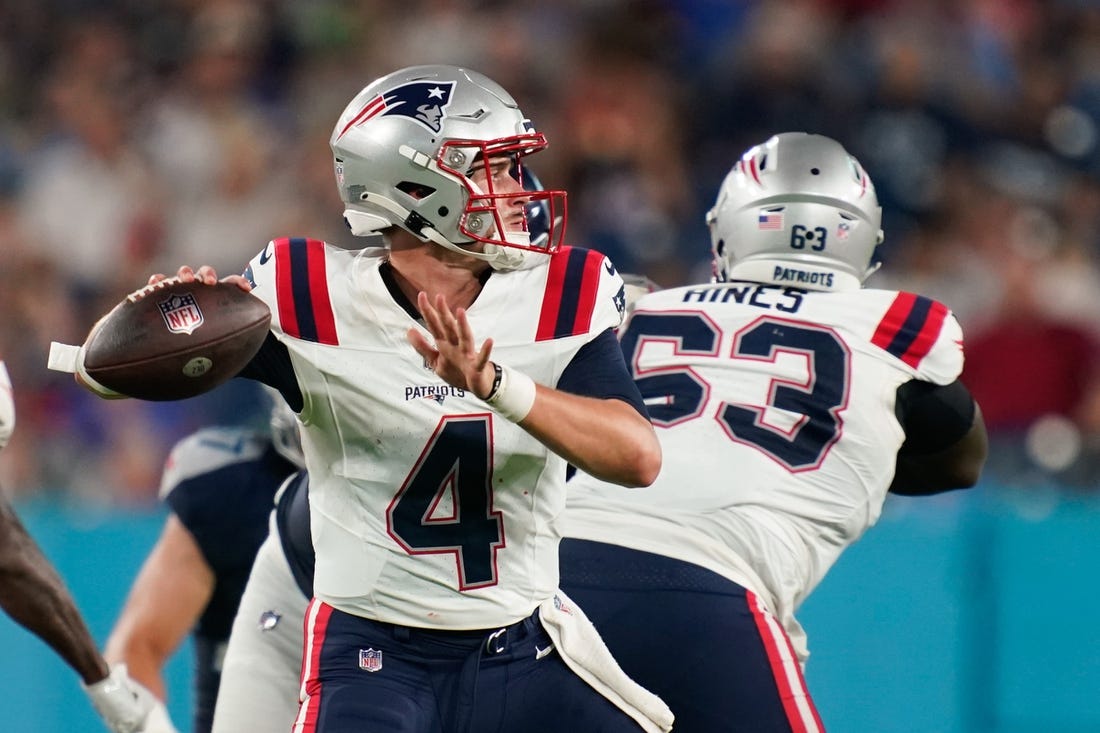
[565, 281, 964, 660]
[246, 237, 625, 630]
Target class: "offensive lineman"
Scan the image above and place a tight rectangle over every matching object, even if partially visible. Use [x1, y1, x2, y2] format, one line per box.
[559, 132, 989, 732]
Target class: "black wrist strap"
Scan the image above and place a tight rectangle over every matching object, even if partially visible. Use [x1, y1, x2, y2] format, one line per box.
[485, 362, 504, 401]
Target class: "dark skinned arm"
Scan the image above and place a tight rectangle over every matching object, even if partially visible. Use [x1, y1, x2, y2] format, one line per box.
[0, 493, 109, 684]
[890, 379, 988, 496]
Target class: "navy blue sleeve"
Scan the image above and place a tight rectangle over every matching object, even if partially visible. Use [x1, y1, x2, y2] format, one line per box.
[239, 333, 303, 411]
[895, 378, 977, 454]
[556, 328, 648, 418]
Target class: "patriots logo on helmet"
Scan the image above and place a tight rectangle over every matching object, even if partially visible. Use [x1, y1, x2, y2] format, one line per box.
[336, 81, 456, 138]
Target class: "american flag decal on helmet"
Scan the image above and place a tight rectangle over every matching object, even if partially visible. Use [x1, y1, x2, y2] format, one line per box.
[757, 209, 784, 230]
[336, 81, 456, 139]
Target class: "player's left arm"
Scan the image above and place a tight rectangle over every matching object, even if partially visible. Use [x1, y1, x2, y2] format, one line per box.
[104, 515, 215, 700]
[889, 378, 988, 496]
[409, 293, 661, 488]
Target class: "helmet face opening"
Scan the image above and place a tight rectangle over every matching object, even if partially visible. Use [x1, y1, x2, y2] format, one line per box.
[706, 132, 884, 291]
[437, 135, 566, 255]
[329, 65, 568, 269]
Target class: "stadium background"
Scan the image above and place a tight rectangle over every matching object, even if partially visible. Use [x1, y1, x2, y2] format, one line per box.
[1, 1, 1099, 730]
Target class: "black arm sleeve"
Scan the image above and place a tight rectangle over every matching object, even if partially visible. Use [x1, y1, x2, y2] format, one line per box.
[895, 378, 977, 455]
[238, 333, 304, 411]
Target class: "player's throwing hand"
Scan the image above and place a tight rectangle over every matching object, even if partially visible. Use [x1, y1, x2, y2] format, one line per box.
[407, 292, 496, 399]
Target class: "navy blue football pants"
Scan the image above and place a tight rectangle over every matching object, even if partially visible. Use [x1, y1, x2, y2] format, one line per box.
[559, 539, 825, 733]
[295, 600, 644, 732]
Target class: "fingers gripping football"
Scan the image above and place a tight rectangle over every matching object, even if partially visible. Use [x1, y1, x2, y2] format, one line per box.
[49, 271, 269, 401]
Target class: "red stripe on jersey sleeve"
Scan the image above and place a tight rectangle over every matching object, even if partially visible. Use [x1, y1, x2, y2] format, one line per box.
[900, 299, 949, 368]
[274, 238, 300, 338]
[572, 249, 606, 336]
[305, 238, 339, 345]
[536, 247, 571, 341]
[871, 292, 916, 351]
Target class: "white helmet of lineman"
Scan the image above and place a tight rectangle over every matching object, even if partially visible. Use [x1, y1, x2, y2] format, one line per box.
[706, 132, 884, 292]
[331, 64, 566, 271]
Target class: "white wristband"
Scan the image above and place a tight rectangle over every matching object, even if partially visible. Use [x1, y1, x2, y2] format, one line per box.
[484, 363, 536, 422]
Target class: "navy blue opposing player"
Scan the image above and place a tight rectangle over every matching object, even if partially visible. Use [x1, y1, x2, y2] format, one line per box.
[104, 393, 302, 733]
[560, 133, 989, 732]
[64, 65, 670, 733]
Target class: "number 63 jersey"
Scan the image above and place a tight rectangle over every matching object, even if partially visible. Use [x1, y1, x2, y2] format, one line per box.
[564, 280, 965, 660]
[245, 238, 627, 631]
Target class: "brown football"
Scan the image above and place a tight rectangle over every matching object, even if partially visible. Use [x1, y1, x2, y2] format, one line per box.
[82, 278, 271, 401]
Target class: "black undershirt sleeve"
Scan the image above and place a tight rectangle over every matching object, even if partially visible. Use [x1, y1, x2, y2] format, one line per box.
[556, 328, 649, 419]
[895, 378, 976, 455]
[238, 333, 303, 411]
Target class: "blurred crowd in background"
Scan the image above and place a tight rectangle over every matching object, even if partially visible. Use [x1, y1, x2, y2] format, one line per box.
[1, 0, 1100, 504]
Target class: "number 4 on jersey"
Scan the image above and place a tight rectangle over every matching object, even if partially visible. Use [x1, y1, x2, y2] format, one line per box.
[387, 415, 504, 589]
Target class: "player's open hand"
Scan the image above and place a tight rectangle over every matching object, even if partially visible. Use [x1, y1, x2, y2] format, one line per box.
[148, 266, 251, 291]
[407, 292, 496, 399]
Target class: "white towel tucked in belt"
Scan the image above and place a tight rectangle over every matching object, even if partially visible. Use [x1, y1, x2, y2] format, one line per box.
[538, 590, 674, 732]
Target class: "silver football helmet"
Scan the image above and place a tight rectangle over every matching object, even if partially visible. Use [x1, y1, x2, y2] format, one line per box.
[706, 132, 884, 291]
[331, 65, 566, 271]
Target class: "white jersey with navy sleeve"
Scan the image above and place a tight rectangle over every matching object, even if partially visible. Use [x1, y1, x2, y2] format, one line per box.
[564, 281, 965, 660]
[245, 237, 625, 630]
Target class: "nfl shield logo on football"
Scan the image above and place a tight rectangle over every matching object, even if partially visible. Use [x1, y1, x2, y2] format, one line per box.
[158, 293, 204, 335]
[359, 648, 382, 673]
[837, 221, 851, 240]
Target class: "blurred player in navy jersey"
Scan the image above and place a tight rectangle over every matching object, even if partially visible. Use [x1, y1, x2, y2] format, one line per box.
[62, 64, 669, 733]
[104, 391, 302, 733]
[559, 132, 989, 732]
[0, 362, 178, 733]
